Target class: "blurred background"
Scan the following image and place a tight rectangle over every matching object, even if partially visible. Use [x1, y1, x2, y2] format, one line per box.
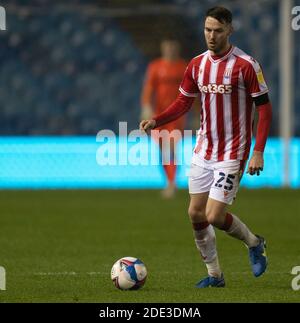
[1, 0, 300, 304]
[0, 0, 299, 188]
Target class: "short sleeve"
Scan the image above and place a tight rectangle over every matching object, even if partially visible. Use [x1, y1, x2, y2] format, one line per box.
[179, 60, 199, 97]
[243, 59, 268, 98]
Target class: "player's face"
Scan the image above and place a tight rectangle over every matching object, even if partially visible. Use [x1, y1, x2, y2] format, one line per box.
[161, 40, 180, 60]
[204, 17, 232, 54]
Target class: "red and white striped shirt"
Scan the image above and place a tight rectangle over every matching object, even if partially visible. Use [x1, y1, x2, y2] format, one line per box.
[180, 46, 268, 162]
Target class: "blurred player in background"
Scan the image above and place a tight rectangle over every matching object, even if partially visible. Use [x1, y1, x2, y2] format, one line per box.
[140, 7, 272, 287]
[141, 38, 187, 198]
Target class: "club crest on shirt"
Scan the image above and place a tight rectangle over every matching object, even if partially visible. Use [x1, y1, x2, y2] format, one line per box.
[256, 69, 266, 86]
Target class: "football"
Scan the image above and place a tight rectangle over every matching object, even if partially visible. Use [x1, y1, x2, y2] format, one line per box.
[111, 257, 147, 290]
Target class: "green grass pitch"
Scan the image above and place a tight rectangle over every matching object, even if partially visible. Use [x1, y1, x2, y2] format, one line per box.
[0, 189, 299, 302]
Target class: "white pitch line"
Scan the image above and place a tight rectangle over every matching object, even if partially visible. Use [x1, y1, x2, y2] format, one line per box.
[32, 271, 289, 276]
[33, 272, 108, 276]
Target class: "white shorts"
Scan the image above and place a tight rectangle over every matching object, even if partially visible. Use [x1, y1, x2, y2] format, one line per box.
[188, 158, 245, 205]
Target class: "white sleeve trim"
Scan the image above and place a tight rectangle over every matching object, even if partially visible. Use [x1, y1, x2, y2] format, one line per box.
[179, 87, 198, 97]
[251, 89, 269, 98]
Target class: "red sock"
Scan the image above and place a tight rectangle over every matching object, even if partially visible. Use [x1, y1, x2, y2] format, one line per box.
[192, 221, 209, 231]
[221, 213, 233, 231]
[163, 161, 176, 183]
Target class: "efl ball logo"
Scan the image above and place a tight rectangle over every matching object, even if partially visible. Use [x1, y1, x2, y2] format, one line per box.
[111, 257, 147, 290]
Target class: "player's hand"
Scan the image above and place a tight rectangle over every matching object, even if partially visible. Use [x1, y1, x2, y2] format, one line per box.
[139, 119, 156, 134]
[247, 151, 264, 176]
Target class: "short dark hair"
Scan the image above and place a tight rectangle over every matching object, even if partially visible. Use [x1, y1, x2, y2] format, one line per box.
[205, 6, 232, 24]
[161, 36, 180, 43]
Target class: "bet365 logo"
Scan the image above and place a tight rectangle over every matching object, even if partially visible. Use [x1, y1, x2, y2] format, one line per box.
[199, 84, 232, 94]
[0, 266, 6, 290]
[291, 266, 300, 291]
[292, 6, 300, 30]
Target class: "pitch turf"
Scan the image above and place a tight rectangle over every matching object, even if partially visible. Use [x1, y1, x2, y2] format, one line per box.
[0, 189, 299, 303]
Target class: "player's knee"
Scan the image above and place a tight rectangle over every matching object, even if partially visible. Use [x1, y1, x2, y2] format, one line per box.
[188, 206, 206, 223]
[205, 209, 220, 227]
